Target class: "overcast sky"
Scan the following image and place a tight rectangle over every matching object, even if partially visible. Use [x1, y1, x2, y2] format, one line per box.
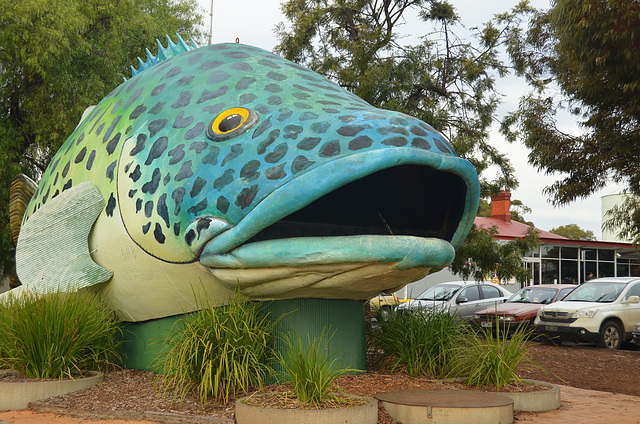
[196, 0, 625, 239]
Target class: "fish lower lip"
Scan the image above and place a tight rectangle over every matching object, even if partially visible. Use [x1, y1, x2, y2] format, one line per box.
[199, 235, 455, 270]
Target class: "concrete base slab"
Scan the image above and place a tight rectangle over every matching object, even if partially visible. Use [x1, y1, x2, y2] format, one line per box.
[0, 371, 103, 411]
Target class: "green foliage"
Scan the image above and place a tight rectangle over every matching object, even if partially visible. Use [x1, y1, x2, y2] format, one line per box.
[0, 289, 121, 379]
[503, 0, 640, 241]
[154, 297, 275, 405]
[549, 223, 595, 241]
[450, 225, 540, 283]
[0, 0, 205, 273]
[275, 0, 534, 197]
[452, 323, 538, 389]
[277, 331, 353, 406]
[368, 307, 466, 377]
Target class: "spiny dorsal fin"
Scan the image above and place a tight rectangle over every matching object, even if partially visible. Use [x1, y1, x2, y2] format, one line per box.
[9, 174, 37, 245]
[126, 34, 199, 80]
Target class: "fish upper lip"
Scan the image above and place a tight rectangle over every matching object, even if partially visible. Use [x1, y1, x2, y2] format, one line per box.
[197, 148, 479, 268]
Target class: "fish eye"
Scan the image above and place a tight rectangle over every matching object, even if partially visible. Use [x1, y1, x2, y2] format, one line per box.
[206, 107, 258, 141]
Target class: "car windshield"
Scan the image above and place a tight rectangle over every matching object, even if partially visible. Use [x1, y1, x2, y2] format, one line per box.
[416, 285, 462, 301]
[562, 282, 626, 303]
[508, 287, 557, 304]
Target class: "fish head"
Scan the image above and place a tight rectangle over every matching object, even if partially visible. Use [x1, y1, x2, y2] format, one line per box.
[114, 43, 480, 298]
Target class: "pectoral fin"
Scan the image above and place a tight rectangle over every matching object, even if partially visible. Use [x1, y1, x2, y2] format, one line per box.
[15, 182, 113, 292]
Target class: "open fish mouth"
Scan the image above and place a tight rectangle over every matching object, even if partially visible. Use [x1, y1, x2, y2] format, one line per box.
[197, 148, 479, 272]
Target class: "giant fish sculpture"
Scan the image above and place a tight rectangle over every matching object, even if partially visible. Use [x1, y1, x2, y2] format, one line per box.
[10, 35, 479, 321]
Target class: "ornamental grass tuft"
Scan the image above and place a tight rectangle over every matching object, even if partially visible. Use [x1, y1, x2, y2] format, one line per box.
[154, 296, 275, 405]
[0, 289, 121, 379]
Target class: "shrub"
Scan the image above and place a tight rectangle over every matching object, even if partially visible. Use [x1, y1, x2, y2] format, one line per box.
[0, 289, 121, 379]
[277, 331, 353, 406]
[155, 296, 275, 405]
[453, 323, 539, 389]
[368, 307, 467, 377]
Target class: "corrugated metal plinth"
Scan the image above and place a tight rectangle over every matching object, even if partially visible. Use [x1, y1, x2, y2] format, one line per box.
[377, 389, 514, 424]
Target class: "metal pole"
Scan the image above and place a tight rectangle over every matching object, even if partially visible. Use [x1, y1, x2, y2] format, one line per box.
[209, 0, 214, 45]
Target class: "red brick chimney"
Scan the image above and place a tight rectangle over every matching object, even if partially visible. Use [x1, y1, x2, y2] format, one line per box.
[490, 190, 511, 223]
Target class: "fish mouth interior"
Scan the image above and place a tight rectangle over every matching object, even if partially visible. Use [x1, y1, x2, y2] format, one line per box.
[245, 165, 467, 244]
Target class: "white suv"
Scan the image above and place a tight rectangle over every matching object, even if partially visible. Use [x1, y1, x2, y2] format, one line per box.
[535, 277, 640, 349]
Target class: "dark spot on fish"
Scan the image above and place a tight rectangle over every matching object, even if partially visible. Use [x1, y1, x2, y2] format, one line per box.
[319, 141, 341, 157]
[293, 92, 310, 100]
[125, 76, 141, 93]
[214, 169, 234, 190]
[53, 172, 59, 186]
[187, 198, 208, 215]
[291, 156, 315, 174]
[172, 187, 185, 215]
[267, 96, 282, 105]
[129, 164, 141, 182]
[200, 60, 223, 70]
[106, 193, 116, 217]
[410, 125, 428, 136]
[202, 145, 220, 165]
[323, 108, 340, 114]
[103, 116, 122, 143]
[231, 62, 252, 71]
[157, 194, 170, 227]
[318, 100, 340, 106]
[172, 91, 192, 109]
[142, 222, 151, 234]
[163, 173, 171, 185]
[240, 160, 260, 181]
[277, 109, 293, 121]
[184, 122, 205, 140]
[106, 161, 117, 182]
[173, 111, 194, 129]
[411, 138, 431, 150]
[151, 84, 166, 96]
[224, 50, 250, 59]
[265, 83, 282, 93]
[257, 130, 280, 154]
[378, 126, 409, 136]
[142, 168, 161, 194]
[235, 185, 258, 209]
[202, 103, 226, 115]
[189, 141, 208, 154]
[196, 218, 211, 235]
[52, 189, 59, 199]
[297, 137, 321, 151]
[163, 67, 182, 79]
[178, 75, 195, 85]
[185, 229, 196, 246]
[197, 86, 229, 103]
[265, 144, 288, 163]
[62, 179, 73, 191]
[293, 84, 313, 93]
[74, 147, 87, 164]
[236, 77, 256, 90]
[258, 60, 280, 69]
[144, 201, 153, 218]
[128, 189, 137, 198]
[168, 145, 185, 165]
[349, 135, 373, 150]
[86, 150, 96, 170]
[222, 144, 243, 166]
[390, 116, 409, 126]
[434, 138, 454, 154]
[208, 70, 230, 84]
[173, 222, 181, 236]
[95, 123, 105, 136]
[382, 137, 408, 147]
[190, 177, 207, 197]
[148, 119, 167, 138]
[136, 198, 143, 213]
[240, 93, 257, 104]
[217, 196, 230, 214]
[154, 223, 166, 244]
[267, 72, 286, 81]
[130, 134, 147, 156]
[283, 125, 303, 140]
[338, 125, 368, 137]
[145, 137, 168, 165]
[300, 112, 319, 121]
[266, 164, 286, 180]
[124, 88, 143, 109]
[311, 122, 331, 134]
[338, 115, 357, 123]
[175, 161, 193, 182]
[149, 102, 166, 114]
[106, 133, 121, 155]
[252, 118, 272, 139]
[293, 102, 312, 109]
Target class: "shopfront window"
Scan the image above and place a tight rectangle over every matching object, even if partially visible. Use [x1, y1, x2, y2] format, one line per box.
[561, 260, 578, 284]
[542, 259, 559, 284]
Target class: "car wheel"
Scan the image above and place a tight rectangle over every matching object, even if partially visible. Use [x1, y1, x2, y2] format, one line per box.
[598, 320, 623, 349]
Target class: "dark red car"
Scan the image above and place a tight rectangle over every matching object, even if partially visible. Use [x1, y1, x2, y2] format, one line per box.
[472, 284, 577, 335]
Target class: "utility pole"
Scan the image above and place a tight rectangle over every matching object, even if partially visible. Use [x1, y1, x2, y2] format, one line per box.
[208, 0, 213, 45]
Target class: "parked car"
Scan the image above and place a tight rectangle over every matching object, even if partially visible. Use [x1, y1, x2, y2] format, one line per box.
[397, 281, 511, 320]
[535, 277, 640, 349]
[633, 322, 640, 345]
[472, 284, 576, 335]
[368, 292, 399, 313]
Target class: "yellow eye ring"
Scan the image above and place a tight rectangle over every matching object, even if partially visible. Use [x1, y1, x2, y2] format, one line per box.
[206, 107, 258, 141]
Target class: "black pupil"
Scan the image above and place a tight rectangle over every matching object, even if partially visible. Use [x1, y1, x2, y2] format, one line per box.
[219, 114, 243, 132]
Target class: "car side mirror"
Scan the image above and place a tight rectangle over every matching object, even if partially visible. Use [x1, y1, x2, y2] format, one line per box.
[623, 295, 640, 304]
[457, 297, 468, 304]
